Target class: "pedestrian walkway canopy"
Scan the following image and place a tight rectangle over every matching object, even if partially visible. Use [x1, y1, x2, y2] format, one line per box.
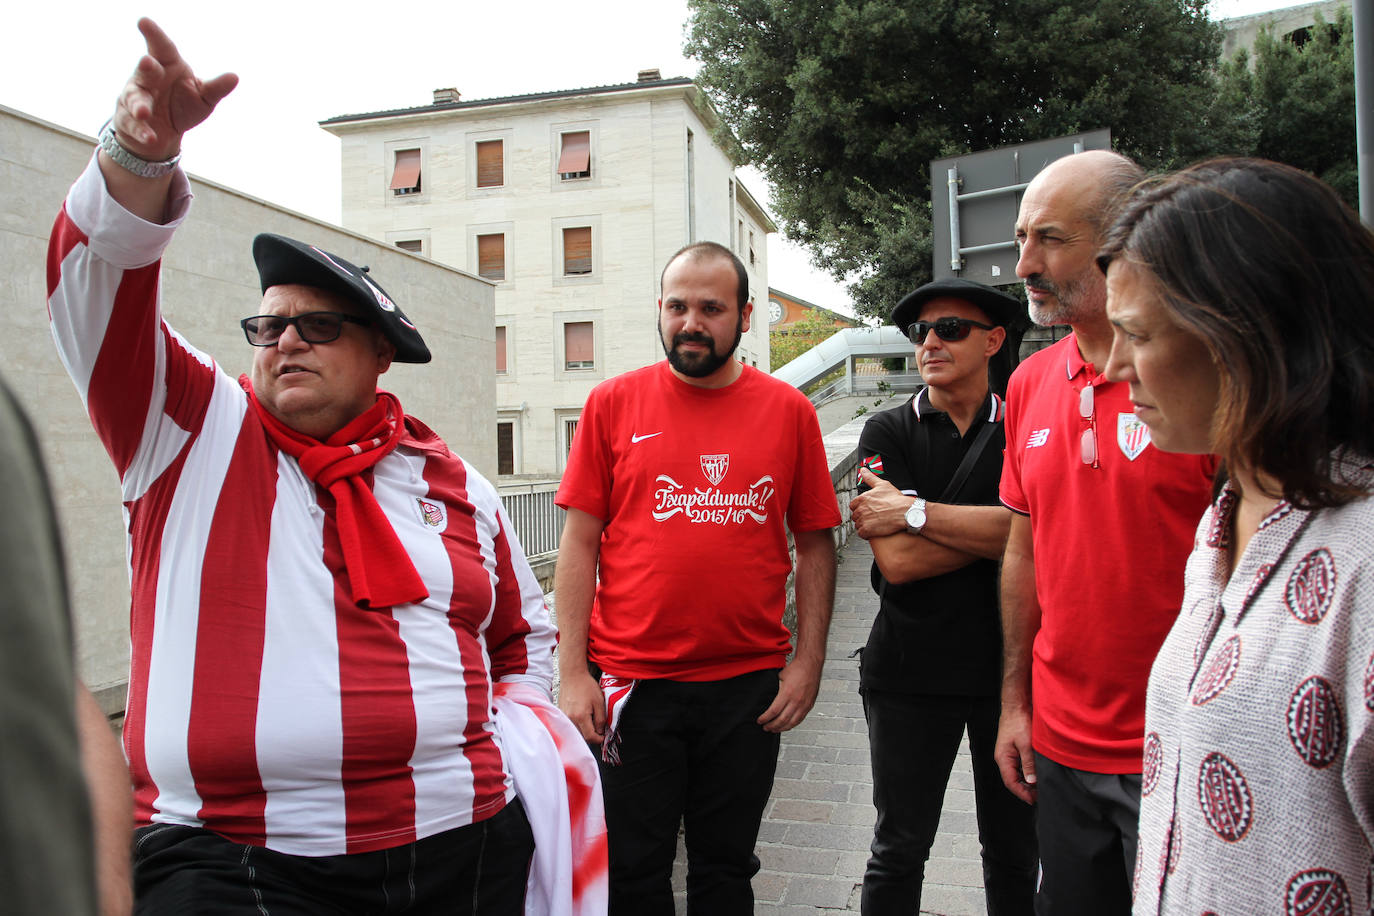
[772, 326, 914, 393]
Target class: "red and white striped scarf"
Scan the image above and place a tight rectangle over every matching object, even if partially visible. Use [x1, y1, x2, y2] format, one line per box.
[599, 675, 638, 766]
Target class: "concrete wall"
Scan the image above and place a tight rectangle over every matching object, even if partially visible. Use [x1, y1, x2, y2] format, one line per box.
[1220, 0, 1348, 60]
[327, 83, 772, 477]
[1, 106, 495, 708]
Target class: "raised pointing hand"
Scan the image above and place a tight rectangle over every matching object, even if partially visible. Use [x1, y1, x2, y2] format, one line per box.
[113, 18, 238, 162]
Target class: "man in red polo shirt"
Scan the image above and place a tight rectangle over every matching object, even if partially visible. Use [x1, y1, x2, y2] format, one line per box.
[996, 150, 1216, 915]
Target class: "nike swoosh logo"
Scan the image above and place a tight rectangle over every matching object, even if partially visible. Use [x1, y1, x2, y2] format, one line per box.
[631, 432, 664, 443]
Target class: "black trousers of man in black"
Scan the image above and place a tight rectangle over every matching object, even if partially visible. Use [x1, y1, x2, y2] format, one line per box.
[861, 689, 1038, 916]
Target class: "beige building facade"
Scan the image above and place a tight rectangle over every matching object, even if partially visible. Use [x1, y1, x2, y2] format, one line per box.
[2, 106, 496, 708]
[322, 75, 776, 479]
[1219, 0, 1349, 60]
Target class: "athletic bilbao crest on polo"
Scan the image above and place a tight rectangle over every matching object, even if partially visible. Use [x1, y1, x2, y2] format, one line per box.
[416, 498, 445, 527]
[700, 454, 729, 486]
[1117, 413, 1151, 460]
[651, 453, 775, 526]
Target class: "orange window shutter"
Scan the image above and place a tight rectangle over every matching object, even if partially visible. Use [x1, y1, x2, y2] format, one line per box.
[557, 131, 591, 174]
[563, 226, 592, 274]
[476, 140, 503, 188]
[564, 322, 594, 365]
[478, 233, 505, 280]
[389, 149, 421, 190]
[495, 326, 507, 373]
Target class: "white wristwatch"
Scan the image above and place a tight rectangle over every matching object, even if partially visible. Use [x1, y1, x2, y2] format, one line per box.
[98, 119, 182, 178]
[904, 497, 928, 535]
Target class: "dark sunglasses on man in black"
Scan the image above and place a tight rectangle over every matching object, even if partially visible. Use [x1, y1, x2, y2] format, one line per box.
[905, 317, 995, 343]
[240, 312, 371, 347]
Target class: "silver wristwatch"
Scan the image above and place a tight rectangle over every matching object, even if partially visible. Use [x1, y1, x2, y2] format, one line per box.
[97, 119, 181, 178]
[904, 497, 928, 535]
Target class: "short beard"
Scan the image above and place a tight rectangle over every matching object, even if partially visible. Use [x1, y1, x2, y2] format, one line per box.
[661, 318, 744, 378]
[1025, 270, 1104, 327]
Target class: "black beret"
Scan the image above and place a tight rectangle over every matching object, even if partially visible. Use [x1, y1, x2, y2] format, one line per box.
[252, 233, 431, 363]
[891, 278, 1023, 340]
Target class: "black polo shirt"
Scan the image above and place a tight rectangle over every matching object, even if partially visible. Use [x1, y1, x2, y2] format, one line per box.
[857, 387, 1006, 696]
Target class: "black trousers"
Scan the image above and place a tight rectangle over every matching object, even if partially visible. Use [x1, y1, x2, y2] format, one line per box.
[861, 689, 1038, 916]
[598, 668, 781, 916]
[1032, 751, 1141, 916]
[132, 797, 533, 915]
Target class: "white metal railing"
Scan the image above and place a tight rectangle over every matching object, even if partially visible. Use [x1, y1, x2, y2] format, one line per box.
[498, 481, 565, 558]
[809, 370, 923, 407]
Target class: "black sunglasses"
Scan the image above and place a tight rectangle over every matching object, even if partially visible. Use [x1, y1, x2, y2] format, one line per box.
[906, 317, 995, 343]
[240, 312, 370, 347]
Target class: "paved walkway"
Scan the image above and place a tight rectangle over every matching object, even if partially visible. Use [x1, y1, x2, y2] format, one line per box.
[670, 535, 991, 915]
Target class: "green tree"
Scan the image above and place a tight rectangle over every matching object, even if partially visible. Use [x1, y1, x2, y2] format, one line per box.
[685, 0, 1225, 320]
[1212, 8, 1357, 208]
[770, 308, 851, 372]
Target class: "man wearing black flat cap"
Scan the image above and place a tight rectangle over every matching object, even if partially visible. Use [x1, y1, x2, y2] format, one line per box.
[45, 19, 603, 915]
[848, 278, 1037, 916]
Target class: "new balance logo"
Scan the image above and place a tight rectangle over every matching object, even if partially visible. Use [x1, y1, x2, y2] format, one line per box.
[631, 432, 664, 443]
[1026, 429, 1051, 448]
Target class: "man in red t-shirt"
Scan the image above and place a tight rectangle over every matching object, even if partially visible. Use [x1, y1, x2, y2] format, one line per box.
[997, 151, 1216, 915]
[555, 242, 841, 914]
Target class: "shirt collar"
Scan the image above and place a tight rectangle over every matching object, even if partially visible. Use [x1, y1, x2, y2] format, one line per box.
[911, 386, 1003, 423]
[1064, 333, 1106, 385]
[1064, 334, 1093, 382]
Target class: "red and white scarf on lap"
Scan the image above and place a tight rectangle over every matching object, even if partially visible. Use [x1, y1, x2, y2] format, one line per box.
[243, 381, 428, 609]
[494, 682, 609, 915]
[599, 674, 637, 766]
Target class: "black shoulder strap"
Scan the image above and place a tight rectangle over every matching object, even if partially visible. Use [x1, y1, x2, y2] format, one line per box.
[938, 411, 1000, 503]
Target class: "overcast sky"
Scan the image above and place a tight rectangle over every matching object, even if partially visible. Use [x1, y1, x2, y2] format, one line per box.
[6, 0, 1295, 313]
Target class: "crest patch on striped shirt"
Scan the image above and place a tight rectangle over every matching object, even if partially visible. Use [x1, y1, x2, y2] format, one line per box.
[416, 498, 444, 527]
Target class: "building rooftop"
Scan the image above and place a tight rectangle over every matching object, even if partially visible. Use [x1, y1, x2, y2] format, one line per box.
[320, 75, 695, 127]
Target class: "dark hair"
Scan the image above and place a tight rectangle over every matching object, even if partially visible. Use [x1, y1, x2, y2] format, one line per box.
[660, 241, 750, 313]
[1098, 157, 1374, 507]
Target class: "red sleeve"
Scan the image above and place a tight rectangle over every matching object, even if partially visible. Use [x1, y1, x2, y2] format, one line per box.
[999, 368, 1030, 515]
[785, 394, 842, 533]
[554, 383, 613, 521]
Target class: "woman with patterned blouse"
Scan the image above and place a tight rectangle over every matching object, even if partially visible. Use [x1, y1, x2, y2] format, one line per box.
[1096, 157, 1374, 916]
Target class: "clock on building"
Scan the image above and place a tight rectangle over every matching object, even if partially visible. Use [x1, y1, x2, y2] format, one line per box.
[768, 299, 783, 326]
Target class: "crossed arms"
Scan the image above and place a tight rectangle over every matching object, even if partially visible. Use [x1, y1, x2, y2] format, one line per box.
[849, 467, 1010, 584]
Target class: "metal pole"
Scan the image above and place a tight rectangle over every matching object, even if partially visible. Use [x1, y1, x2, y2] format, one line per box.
[1355, 0, 1373, 225]
[947, 167, 963, 272]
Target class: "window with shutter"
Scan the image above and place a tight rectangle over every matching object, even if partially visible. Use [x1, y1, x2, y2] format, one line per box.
[475, 140, 503, 188]
[557, 131, 591, 180]
[477, 233, 505, 280]
[564, 321, 594, 369]
[390, 148, 421, 195]
[562, 227, 592, 276]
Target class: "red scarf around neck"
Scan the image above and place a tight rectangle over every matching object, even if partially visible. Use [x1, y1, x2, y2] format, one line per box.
[243, 380, 428, 609]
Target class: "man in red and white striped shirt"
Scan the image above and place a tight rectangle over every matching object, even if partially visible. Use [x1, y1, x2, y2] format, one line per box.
[48, 19, 562, 914]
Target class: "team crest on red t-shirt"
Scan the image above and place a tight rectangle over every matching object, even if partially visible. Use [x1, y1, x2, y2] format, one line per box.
[700, 454, 729, 486]
[652, 454, 776, 525]
[1117, 413, 1151, 460]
